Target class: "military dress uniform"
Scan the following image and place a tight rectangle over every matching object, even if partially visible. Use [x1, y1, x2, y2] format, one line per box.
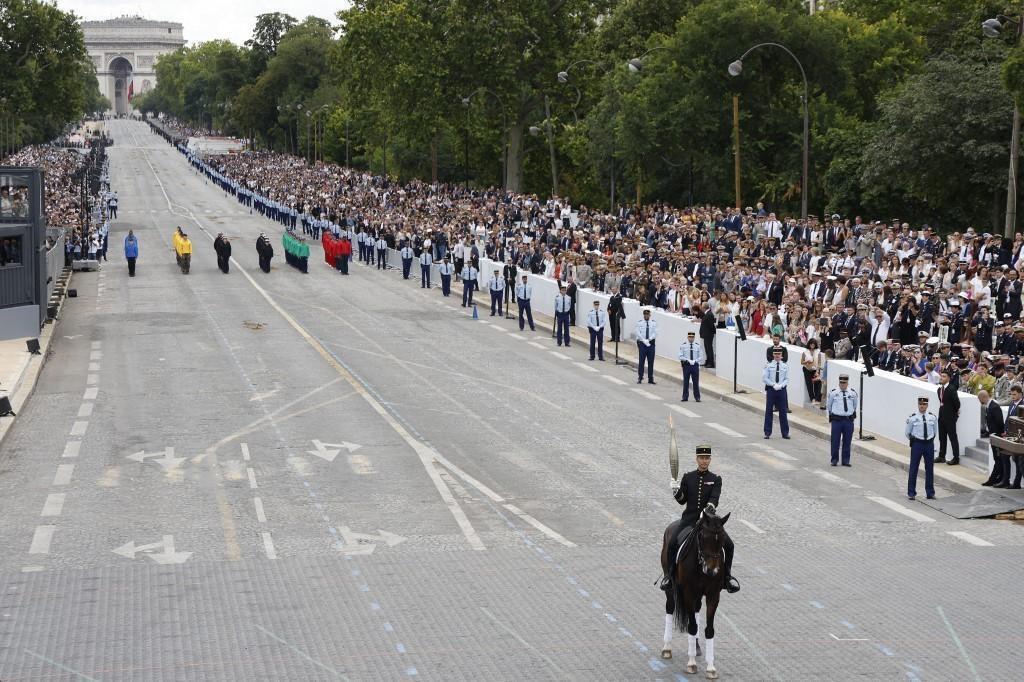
[678, 333, 705, 402]
[516, 279, 535, 331]
[826, 374, 858, 466]
[419, 250, 433, 288]
[555, 292, 573, 346]
[905, 398, 939, 500]
[488, 271, 505, 316]
[661, 445, 738, 593]
[587, 305, 607, 361]
[461, 264, 479, 307]
[635, 314, 658, 383]
[762, 352, 791, 438]
[438, 258, 454, 296]
[400, 244, 415, 279]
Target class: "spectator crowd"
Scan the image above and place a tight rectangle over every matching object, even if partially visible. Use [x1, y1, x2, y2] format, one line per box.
[155, 116, 1024, 408]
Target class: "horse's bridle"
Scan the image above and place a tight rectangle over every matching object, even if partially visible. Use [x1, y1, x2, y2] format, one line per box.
[696, 523, 723, 576]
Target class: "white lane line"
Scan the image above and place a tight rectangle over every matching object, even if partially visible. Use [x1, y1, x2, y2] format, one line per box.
[69, 421, 88, 437]
[549, 351, 570, 360]
[247, 467, 258, 489]
[432, 456, 504, 503]
[52, 465, 75, 486]
[503, 504, 576, 547]
[83, 387, 98, 400]
[77, 403, 94, 418]
[631, 388, 661, 401]
[88, 363, 101, 372]
[41, 493, 66, 517]
[89, 351, 102, 361]
[602, 375, 627, 385]
[739, 519, 766, 534]
[240, 443, 251, 461]
[814, 469, 846, 484]
[90, 341, 101, 350]
[867, 496, 935, 523]
[253, 497, 267, 523]
[946, 531, 994, 547]
[574, 362, 599, 373]
[86, 374, 98, 385]
[750, 451, 794, 471]
[754, 444, 797, 461]
[707, 422, 744, 438]
[153, 200, 486, 554]
[261, 532, 277, 560]
[62, 441, 81, 458]
[668, 404, 698, 417]
[29, 525, 56, 554]
[528, 341, 546, 349]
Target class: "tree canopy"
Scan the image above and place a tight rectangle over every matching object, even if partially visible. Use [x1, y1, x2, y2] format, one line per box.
[133, 0, 1024, 230]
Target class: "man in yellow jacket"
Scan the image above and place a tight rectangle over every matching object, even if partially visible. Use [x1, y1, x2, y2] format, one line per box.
[177, 230, 192, 274]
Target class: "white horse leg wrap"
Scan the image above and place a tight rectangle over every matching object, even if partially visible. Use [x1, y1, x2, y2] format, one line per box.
[687, 634, 697, 657]
[705, 638, 715, 666]
[664, 614, 674, 644]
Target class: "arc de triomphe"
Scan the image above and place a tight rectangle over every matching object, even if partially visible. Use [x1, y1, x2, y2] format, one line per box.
[82, 16, 186, 115]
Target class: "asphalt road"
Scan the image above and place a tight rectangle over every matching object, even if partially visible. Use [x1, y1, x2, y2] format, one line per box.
[0, 120, 1021, 680]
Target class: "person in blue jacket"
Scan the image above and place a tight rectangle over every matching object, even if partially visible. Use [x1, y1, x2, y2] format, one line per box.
[124, 229, 139, 277]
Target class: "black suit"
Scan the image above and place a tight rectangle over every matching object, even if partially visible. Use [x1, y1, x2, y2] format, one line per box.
[608, 294, 625, 342]
[700, 309, 717, 368]
[937, 383, 960, 462]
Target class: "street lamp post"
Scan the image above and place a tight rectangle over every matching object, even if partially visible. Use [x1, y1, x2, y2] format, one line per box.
[728, 42, 810, 220]
[461, 88, 509, 190]
[983, 15, 1024, 237]
[529, 94, 559, 198]
[558, 59, 617, 211]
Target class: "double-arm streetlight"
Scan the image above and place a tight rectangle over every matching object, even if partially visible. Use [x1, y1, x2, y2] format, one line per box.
[728, 42, 810, 220]
[983, 14, 1024, 236]
[557, 59, 618, 210]
[461, 88, 509, 190]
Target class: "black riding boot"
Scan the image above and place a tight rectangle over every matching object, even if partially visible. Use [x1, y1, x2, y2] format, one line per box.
[723, 538, 740, 594]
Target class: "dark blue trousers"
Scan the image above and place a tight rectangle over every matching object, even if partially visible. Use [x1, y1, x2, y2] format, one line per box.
[830, 418, 854, 465]
[908, 440, 935, 498]
[682, 363, 700, 400]
[441, 274, 451, 296]
[764, 386, 790, 437]
[402, 257, 413, 279]
[421, 264, 431, 287]
[377, 249, 387, 269]
[518, 300, 534, 330]
[490, 290, 503, 315]
[556, 312, 571, 346]
[589, 328, 604, 359]
[462, 279, 474, 306]
[637, 341, 655, 381]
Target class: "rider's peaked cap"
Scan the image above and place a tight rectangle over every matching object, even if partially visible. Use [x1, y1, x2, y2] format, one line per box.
[695, 445, 712, 455]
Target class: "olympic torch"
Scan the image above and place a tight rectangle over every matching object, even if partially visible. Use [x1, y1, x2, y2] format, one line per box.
[669, 413, 679, 493]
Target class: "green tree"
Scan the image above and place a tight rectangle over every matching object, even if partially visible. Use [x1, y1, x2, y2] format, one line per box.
[245, 12, 298, 75]
[859, 55, 1013, 229]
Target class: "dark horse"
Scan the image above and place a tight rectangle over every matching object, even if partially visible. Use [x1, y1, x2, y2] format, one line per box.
[660, 509, 730, 679]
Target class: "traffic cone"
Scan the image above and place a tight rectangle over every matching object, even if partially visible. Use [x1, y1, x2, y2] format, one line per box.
[472, 304, 479, 319]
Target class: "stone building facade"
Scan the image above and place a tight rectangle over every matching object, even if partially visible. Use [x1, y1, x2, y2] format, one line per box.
[81, 17, 186, 115]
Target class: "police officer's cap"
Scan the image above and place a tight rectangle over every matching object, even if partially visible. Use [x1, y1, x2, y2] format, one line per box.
[772, 348, 783, 354]
[687, 330, 695, 336]
[838, 374, 849, 380]
[695, 445, 712, 456]
[918, 396, 929, 404]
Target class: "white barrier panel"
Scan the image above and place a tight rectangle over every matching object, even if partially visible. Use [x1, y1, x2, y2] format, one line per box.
[712, 330, 809, 406]
[826, 360, 981, 450]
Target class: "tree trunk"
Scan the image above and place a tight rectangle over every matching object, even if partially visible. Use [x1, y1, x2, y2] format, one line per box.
[506, 121, 525, 194]
[994, 188, 1003, 233]
[431, 132, 439, 183]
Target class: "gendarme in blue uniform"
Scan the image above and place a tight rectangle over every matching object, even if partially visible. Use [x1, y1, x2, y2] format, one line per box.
[905, 398, 939, 500]
[826, 374, 858, 466]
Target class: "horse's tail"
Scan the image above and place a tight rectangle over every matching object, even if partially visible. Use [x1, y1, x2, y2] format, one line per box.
[672, 579, 688, 633]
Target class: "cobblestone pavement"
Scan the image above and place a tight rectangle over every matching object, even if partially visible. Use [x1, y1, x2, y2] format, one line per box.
[0, 120, 1021, 680]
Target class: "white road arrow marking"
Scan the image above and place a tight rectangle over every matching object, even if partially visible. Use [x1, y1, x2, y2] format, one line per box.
[112, 535, 192, 564]
[336, 526, 407, 555]
[307, 439, 361, 462]
[125, 447, 185, 471]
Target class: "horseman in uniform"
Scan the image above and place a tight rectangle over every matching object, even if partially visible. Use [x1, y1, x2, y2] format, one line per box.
[661, 445, 739, 593]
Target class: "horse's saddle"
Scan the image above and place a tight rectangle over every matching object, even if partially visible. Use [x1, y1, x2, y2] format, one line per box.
[674, 525, 695, 563]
